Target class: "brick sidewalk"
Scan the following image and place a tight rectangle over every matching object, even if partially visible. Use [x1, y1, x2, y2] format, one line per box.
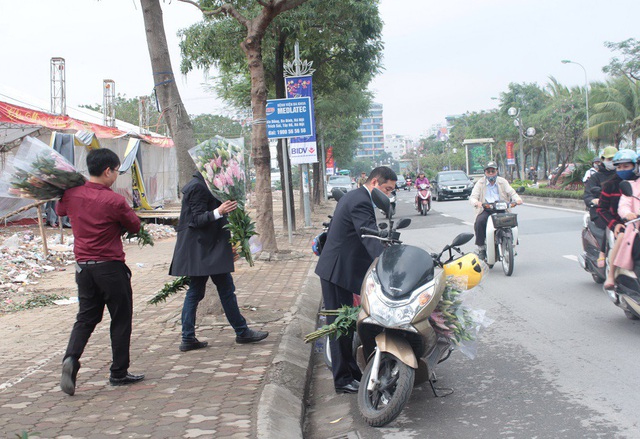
[0, 195, 332, 438]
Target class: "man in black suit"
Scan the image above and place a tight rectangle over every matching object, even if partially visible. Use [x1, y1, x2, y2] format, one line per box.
[169, 173, 268, 351]
[315, 166, 397, 393]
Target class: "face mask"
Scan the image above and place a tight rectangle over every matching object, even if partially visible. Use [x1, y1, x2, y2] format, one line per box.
[604, 161, 615, 171]
[487, 175, 497, 183]
[617, 169, 636, 180]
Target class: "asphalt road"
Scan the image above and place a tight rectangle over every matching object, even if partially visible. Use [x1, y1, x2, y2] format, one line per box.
[304, 189, 640, 439]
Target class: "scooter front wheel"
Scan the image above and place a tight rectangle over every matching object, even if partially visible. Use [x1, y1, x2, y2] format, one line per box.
[357, 352, 415, 427]
[501, 234, 514, 276]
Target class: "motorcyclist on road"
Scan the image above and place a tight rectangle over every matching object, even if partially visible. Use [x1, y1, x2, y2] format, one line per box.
[583, 146, 618, 268]
[583, 156, 602, 183]
[414, 172, 430, 209]
[470, 161, 523, 260]
[597, 149, 639, 289]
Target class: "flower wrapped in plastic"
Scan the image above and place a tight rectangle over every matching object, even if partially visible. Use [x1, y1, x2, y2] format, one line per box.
[1, 136, 85, 200]
[189, 137, 259, 266]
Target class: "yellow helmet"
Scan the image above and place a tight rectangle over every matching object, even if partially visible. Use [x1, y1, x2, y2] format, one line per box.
[443, 253, 484, 290]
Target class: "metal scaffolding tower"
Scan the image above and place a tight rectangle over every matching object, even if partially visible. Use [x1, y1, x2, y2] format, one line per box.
[103, 79, 116, 127]
[138, 96, 150, 134]
[50, 57, 66, 115]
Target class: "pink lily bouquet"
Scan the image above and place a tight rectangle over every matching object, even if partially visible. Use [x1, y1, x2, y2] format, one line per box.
[1, 136, 85, 200]
[189, 137, 258, 266]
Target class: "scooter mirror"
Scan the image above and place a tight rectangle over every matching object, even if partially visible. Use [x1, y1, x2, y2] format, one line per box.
[450, 232, 474, 248]
[378, 222, 388, 230]
[516, 186, 525, 194]
[396, 217, 412, 229]
[620, 181, 634, 197]
[332, 188, 345, 202]
[372, 187, 392, 218]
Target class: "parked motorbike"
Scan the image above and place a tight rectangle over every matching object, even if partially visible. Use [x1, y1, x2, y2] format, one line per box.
[415, 183, 431, 216]
[604, 181, 640, 320]
[355, 187, 478, 427]
[578, 186, 608, 284]
[481, 198, 520, 276]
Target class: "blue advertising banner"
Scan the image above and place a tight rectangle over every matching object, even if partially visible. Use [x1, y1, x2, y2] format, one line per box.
[266, 97, 313, 139]
[285, 75, 318, 164]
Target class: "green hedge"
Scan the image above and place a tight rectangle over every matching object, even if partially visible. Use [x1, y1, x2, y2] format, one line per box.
[519, 186, 583, 199]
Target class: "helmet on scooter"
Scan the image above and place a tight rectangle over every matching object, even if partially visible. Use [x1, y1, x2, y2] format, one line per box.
[443, 253, 484, 290]
[612, 149, 638, 165]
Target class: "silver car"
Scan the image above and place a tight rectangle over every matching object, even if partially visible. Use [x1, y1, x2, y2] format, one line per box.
[327, 175, 352, 199]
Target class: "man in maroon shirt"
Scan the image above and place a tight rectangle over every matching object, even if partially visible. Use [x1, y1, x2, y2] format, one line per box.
[57, 148, 144, 395]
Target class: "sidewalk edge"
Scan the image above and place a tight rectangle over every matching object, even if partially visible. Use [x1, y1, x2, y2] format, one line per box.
[256, 264, 321, 439]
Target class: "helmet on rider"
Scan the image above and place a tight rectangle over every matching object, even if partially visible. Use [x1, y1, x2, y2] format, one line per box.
[601, 146, 618, 160]
[484, 161, 498, 172]
[592, 156, 602, 164]
[612, 149, 638, 165]
[443, 253, 484, 290]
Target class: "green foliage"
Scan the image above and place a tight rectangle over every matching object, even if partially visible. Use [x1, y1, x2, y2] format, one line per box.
[9, 293, 67, 312]
[603, 38, 640, 81]
[148, 276, 191, 305]
[304, 305, 361, 343]
[521, 186, 583, 199]
[123, 223, 155, 247]
[191, 114, 247, 144]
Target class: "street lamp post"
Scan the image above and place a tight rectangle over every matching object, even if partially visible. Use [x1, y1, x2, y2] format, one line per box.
[561, 59, 590, 150]
[508, 107, 536, 179]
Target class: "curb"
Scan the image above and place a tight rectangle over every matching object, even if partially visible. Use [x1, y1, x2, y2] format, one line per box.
[257, 264, 321, 439]
[521, 194, 584, 211]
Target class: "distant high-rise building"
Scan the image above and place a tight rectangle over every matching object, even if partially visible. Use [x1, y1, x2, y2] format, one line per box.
[384, 134, 412, 160]
[356, 103, 384, 158]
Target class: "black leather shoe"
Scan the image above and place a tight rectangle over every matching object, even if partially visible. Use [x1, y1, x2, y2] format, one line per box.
[179, 338, 209, 352]
[335, 380, 360, 394]
[60, 357, 80, 396]
[109, 373, 145, 386]
[236, 328, 269, 344]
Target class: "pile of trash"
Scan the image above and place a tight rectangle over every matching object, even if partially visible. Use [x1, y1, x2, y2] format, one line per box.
[0, 223, 176, 312]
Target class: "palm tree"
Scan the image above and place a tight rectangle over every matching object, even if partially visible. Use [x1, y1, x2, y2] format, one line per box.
[589, 77, 640, 148]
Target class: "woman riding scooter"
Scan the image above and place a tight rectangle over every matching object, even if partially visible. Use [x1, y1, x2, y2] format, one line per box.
[414, 172, 430, 211]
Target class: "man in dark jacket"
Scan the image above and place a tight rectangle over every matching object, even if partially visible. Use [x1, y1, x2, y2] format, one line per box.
[169, 173, 268, 351]
[315, 166, 397, 393]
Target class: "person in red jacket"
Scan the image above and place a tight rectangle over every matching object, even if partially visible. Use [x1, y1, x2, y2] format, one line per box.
[57, 148, 144, 396]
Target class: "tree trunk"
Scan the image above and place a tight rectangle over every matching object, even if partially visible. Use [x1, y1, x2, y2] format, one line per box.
[274, 33, 296, 231]
[242, 31, 278, 252]
[140, 0, 196, 193]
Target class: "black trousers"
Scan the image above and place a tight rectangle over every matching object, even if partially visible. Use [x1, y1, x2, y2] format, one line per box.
[474, 210, 492, 246]
[64, 261, 133, 378]
[320, 279, 362, 387]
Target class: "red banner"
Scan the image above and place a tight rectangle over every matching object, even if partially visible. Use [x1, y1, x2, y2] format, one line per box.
[0, 101, 173, 147]
[505, 141, 515, 165]
[325, 146, 334, 169]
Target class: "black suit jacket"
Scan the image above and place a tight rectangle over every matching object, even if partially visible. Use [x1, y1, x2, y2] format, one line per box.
[315, 186, 384, 293]
[169, 173, 234, 276]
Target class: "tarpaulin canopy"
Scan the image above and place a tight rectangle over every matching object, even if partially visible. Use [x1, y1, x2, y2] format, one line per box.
[0, 101, 173, 148]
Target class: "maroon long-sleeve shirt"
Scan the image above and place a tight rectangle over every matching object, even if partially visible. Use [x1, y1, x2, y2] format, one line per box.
[56, 182, 140, 262]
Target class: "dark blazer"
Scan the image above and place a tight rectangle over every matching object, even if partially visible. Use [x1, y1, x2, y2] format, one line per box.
[315, 186, 384, 293]
[169, 173, 234, 276]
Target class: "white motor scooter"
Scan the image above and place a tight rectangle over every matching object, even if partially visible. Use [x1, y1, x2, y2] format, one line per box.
[483, 200, 519, 276]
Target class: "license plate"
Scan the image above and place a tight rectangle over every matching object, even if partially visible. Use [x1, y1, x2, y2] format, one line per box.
[452, 189, 463, 193]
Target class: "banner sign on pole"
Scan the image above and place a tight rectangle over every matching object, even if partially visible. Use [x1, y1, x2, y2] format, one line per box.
[506, 141, 515, 165]
[285, 75, 318, 165]
[266, 97, 313, 139]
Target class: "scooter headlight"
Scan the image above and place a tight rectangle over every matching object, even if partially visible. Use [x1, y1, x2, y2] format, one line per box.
[495, 201, 508, 210]
[365, 270, 430, 329]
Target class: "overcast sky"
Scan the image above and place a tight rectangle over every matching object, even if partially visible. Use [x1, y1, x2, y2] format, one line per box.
[1, 0, 638, 139]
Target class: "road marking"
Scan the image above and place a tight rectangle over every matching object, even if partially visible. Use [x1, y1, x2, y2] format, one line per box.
[441, 214, 451, 217]
[462, 221, 474, 226]
[563, 255, 578, 262]
[0, 349, 64, 392]
[525, 203, 583, 213]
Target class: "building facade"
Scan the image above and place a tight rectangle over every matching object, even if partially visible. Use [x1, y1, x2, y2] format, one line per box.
[356, 103, 384, 158]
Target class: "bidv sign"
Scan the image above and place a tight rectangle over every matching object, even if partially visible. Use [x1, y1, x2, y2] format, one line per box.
[266, 97, 313, 139]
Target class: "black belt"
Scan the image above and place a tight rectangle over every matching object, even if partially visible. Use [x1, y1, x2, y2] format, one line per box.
[77, 260, 108, 266]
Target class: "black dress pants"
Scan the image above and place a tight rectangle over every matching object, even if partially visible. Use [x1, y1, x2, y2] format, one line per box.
[64, 261, 133, 378]
[474, 210, 492, 246]
[320, 279, 362, 388]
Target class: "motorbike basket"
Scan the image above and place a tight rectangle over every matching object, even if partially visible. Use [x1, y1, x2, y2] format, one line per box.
[491, 212, 517, 228]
